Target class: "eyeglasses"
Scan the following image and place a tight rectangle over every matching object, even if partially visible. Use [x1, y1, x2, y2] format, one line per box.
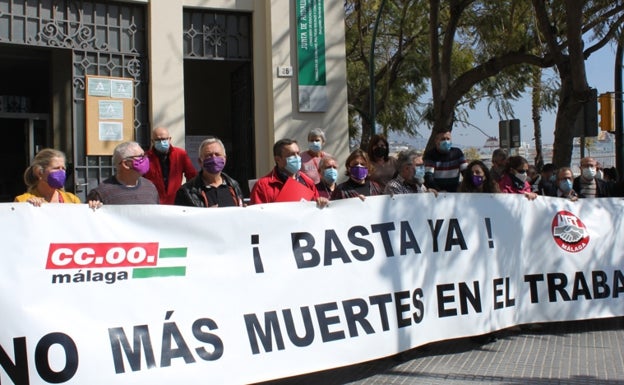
[153, 137, 170, 142]
[125, 153, 146, 161]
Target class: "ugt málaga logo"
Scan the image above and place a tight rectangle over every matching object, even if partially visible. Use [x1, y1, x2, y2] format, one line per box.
[551, 211, 589, 252]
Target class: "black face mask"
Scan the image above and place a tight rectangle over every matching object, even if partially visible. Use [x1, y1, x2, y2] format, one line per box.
[373, 147, 388, 159]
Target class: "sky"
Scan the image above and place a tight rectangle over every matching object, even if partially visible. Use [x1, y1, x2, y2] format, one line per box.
[391, 43, 619, 149]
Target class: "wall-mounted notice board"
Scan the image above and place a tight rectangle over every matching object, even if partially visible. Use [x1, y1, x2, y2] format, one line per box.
[85, 75, 134, 155]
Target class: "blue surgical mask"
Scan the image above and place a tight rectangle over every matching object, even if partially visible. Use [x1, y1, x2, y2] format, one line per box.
[439, 140, 452, 152]
[323, 168, 338, 184]
[559, 179, 573, 192]
[414, 165, 425, 181]
[154, 140, 170, 153]
[308, 141, 322, 153]
[549, 175, 556, 183]
[284, 155, 301, 175]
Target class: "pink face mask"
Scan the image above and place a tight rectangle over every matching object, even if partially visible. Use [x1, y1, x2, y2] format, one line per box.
[131, 156, 150, 175]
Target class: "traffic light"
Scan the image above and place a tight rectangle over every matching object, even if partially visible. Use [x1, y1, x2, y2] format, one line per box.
[598, 93, 615, 131]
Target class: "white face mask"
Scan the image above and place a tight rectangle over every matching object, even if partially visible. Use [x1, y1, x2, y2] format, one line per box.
[582, 167, 596, 180]
[514, 172, 527, 183]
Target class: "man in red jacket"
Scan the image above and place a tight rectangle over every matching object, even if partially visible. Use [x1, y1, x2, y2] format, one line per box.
[144, 126, 197, 204]
[250, 138, 327, 208]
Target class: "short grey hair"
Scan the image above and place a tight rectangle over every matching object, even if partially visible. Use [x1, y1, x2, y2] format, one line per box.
[318, 155, 337, 171]
[396, 150, 421, 170]
[198, 136, 226, 158]
[492, 148, 508, 161]
[113, 141, 142, 165]
[308, 127, 326, 142]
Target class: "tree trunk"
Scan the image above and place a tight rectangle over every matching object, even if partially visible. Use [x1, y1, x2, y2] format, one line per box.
[552, 77, 580, 167]
[360, 118, 373, 151]
[531, 68, 544, 169]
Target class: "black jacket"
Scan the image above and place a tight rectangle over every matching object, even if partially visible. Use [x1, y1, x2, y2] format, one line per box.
[175, 172, 244, 207]
[572, 176, 613, 198]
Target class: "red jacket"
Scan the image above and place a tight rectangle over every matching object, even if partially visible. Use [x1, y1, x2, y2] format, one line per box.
[145, 146, 198, 204]
[250, 167, 319, 204]
[498, 173, 531, 194]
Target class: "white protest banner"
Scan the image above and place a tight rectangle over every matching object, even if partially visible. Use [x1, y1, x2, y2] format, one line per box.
[1, 193, 623, 384]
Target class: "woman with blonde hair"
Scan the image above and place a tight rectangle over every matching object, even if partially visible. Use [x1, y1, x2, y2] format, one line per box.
[15, 148, 81, 206]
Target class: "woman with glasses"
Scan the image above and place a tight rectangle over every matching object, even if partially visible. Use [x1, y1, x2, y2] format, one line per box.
[498, 155, 538, 200]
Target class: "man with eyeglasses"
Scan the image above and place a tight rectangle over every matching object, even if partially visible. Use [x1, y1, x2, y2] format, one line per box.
[144, 126, 197, 204]
[87, 141, 159, 204]
[384, 150, 435, 195]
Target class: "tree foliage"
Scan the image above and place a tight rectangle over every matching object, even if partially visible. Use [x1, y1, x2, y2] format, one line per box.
[345, 0, 430, 148]
[345, 0, 624, 167]
[531, 0, 624, 167]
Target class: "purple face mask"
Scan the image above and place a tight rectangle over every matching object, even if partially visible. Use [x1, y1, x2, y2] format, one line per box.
[471, 175, 484, 187]
[47, 170, 66, 189]
[350, 165, 368, 181]
[132, 156, 150, 175]
[203, 156, 226, 174]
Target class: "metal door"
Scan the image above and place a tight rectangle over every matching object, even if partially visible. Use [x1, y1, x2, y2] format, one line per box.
[0, 0, 149, 201]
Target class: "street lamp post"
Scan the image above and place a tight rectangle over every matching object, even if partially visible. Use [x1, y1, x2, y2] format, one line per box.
[615, 36, 623, 181]
[369, 0, 388, 137]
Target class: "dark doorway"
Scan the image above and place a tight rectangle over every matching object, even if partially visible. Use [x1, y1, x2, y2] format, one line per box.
[0, 45, 52, 202]
[184, 60, 255, 196]
[0, 119, 28, 201]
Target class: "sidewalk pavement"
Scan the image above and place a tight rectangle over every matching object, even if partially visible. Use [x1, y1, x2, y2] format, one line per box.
[258, 317, 624, 385]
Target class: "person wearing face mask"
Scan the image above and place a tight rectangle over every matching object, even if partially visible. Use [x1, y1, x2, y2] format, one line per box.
[15, 148, 84, 206]
[572, 157, 613, 198]
[87, 141, 159, 204]
[537, 163, 557, 196]
[458, 160, 500, 193]
[315, 155, 339, 199]
[489, 148, 508, 183]
[384, 150, 437, 195]
[423, 130, 467, 192]
[367, 134, 397, 190]
[331, 149, 383, 200]
[250, 138, 326, 206]
[498, 155, 538, 200]
[555, 167, 578, 200]
[144, 126, 197, 204]
[300, 128, 332, 184]
[174, 137, 243, 207]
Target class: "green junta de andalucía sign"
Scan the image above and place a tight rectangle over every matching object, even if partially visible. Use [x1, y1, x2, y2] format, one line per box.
[296, 0, 327, 112]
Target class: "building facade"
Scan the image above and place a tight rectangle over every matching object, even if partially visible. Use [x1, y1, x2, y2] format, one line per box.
[0, 0, 349, 201]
